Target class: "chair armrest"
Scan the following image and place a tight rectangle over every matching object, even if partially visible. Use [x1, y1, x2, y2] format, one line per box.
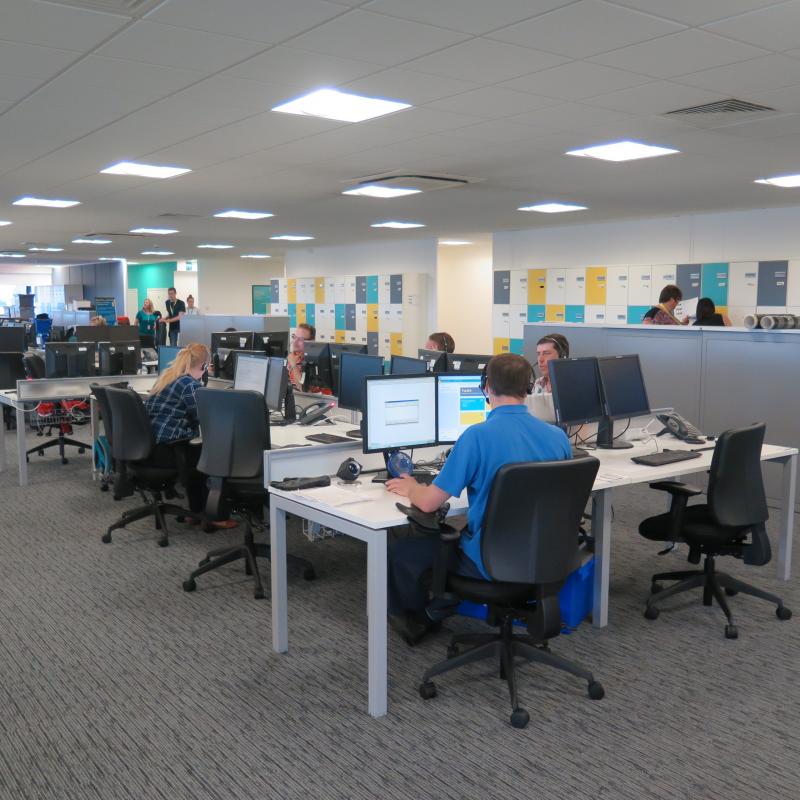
[649, 480, 704, 497]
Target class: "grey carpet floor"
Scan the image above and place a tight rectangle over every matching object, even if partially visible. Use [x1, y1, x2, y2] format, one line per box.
[1, 428, 799, 800]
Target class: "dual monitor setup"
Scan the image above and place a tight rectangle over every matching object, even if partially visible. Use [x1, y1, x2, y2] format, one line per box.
[43, 341, 142, 378]
[210, 331, 290, 380]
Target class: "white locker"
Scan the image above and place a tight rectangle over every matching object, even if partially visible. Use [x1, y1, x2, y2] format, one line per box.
[378, 275, 392, 305]
[584, 305, 607, 324]
[545, 269, 566, 306]
[605, 266, 629, 307]
[492, 306, 511, 339]
[650, 266, 676, 304]
[565, 269, 586, 305]
[509, 304, 528, 340]
[627, 266, 652, 306]
[334, 277, 347, 304]
[606, 305, 627, 324]
[785, 260, 800, 308]
[345, 276, 357, 304]
[356, 304, 368, 335]
[728, 262, 758, 308]
[510, 270, 528, 306]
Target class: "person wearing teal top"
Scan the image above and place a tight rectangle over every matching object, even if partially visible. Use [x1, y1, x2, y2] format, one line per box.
[385, 352, 571, 644]
[135, 298, 160, 337]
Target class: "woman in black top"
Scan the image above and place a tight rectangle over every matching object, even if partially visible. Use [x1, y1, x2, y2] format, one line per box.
[693, 297, 732, 327]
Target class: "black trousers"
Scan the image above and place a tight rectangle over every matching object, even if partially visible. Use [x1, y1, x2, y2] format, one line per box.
[150, 442, 206, 512]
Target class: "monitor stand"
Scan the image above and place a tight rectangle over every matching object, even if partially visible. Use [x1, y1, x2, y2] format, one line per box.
[596, 417, 633, 450]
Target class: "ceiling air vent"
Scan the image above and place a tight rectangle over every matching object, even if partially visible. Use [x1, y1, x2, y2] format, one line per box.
[346, 172, 478, 193]
[665, 98, 776, 116]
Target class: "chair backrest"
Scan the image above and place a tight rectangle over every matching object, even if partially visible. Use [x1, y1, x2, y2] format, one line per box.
[195, 388, 270, 479]
[707, 422, 768, 528]
[0, 352, 25, 390]
[480, 457, 600, 585]
[90, 382, 127, 446]
[23, 353, 45, 379]
[105, 386, 156, 462]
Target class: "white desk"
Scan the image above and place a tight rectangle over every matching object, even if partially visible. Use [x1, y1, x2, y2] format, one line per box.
[267, 437, 797, 718]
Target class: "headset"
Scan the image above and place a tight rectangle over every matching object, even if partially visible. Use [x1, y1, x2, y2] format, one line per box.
[336, 457, 362, 484]
[480, 356, 535, 403]
[537, 334, 569, 359]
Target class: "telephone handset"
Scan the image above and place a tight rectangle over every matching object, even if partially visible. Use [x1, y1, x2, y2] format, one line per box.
[656, 412, 705, 444]
[297, 399, 335, 426]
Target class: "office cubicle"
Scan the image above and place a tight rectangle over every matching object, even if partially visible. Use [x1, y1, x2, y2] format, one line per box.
[179, 315, 291, 348]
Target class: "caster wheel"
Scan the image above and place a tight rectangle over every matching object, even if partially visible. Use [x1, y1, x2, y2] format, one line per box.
[303, 567, 316, 581]
[158, 537, 169, 548]
[588, 681, 605, 700]
[725, 624, 738, 640]
[725, 588, 738, 596]
[101, 532, 112, 544]
[510, 708, 530, 729]
[776, 606, 792, 621]
[254, 588, 265, 600]
[198, 557, 210, 567]
[61, 458, 68, 465]
[419, 681, 437, 700]
[183, 579, 196, 593]
[650, 583, 663, 594]
[100, 484, 109, 492]
[78, 448, 85, 455]
[644, 606, 660, 621]
[446, 645, 459, 660]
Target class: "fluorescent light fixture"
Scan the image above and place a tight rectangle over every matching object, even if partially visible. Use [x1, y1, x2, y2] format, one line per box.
[0, 220, 11, 227]
[214, 210, 274, 220]
[272, 88, 411, 123]
[518, 202, 588, 213]
[439, 240, 473, 246]
[28, 246, 64, 252]
[141, 250, 174, 256]
[270, 234, 314, 241]
[241, 254, 271, 259]
[72, 238, 112, 244]
[197, 243, 234, 249]
[0, 252, 25, 258]
[755, 173, 800, 188]
[100, 161, 191, 179]
[371, 221, 425, 229]
[13, 196, 80, 208]
[98, 257, 122, 261]
[566, 140, 679, 162]
[130, 227, 178, 235]
[343, 184, 421, 199]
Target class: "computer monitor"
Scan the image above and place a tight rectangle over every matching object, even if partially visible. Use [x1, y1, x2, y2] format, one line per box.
[0, 327, 27, 353]
[363, 374, 437, 455]
[233, 352, 269, 395]
[44, 342, 97, 378]
[301, 342, 333, 392]
[595, 354, 651, 450]
[330, 343, 368, 394]
[417, 348, 447, 372]
[549, 357, 605, 429]
[391, 355, 427, 375]
[0, 352, 25, 390]
[253, 331, 289, 358]
[158, 345, 181, 373]
[265, 356, 289, 413]
[98, 341, 141, 376]
[436, 372, 488, 444]
[443, 352, 493, 372]
[210, 331, 255, 355]
[337, 351, 384, 412]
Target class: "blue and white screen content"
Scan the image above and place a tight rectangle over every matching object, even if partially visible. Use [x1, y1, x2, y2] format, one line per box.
[366, 376, 437, 451]
[437, 374, 488, 443]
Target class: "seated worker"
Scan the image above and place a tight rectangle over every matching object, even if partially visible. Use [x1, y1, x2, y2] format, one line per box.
[425, 331, 455, 353]
[385, 353, 571, 645]
[286, 322, 315, 391]
[533, 333, 569, 394]
[693, 297, 731, 327]
[90, 315, 107, 326]
[642, 284, 689, 325]
[145, 342, 234, 528]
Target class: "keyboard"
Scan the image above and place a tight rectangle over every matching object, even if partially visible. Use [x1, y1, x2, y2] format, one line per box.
[371, 470, 436, 484]
[632, 450, 702, 467]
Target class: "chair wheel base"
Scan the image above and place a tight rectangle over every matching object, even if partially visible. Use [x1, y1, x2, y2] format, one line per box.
[644, 606, 660, 620]
[725, 588, 738, 596]
[588, 681, 605, 700]
[61, 458, 68, 464]
[725, 624, 738, 639]
[254, 588, 265, 600]
[182, 579, 196, 593]
[303, 567, 316, 581]
[157, 537, 169, 548]
[776, 605, 792, 621]
[510, 708, 530, 729]
[101, 532, 112, 544]
[651, 583, 663, 594]
[419, 681, 437, 700]
[446, 645, 459, 659]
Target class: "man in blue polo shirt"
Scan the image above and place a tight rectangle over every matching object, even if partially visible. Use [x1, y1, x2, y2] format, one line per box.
[386, 352, 571, 645]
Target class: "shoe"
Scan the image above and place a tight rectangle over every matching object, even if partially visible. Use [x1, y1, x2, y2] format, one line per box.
[210, 519, 239, 530]
[389, 612, 441, 646]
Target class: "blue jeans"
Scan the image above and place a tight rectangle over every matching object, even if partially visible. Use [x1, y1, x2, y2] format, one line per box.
[168, 329, 179, 347]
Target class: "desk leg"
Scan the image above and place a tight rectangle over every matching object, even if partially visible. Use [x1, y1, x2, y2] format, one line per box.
[366, 530, 388, 718]
[90, 397, 99, 481]
[592, 488, 612, 628]
[270, 503, 288, 653]
[777, 454, 796, 582]
[16, 406, 27, 487]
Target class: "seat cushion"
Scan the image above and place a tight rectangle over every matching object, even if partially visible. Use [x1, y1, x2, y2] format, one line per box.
[446, 573, 537, 606]
[640, 503, 748, 547]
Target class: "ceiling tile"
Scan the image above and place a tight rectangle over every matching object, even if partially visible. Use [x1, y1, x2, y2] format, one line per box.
[0, 75, 43, 104]
[94, 21, 266, 72]
[366, 106, 485, 134]
[489, 0, 684, 59]
[168, 75, 292, 114]
[404, 38, 569, 84]
[584, 81, 723, 115]
[343, 68, 478, 106]
[510, 102, 636, 131]
[448, 118, 556, 144]
[145, 0, 347, 44]
[501, 60, 651, 100]
[677, 54, 800, 94]
[710, 112, 800, 138]
[747, 83, 800, 113]
[0, 41, 80, 80]
[426, 87, 560, 118]
[361, 0, 574, 35]
[704, 2, 800, 52]
[605, 0, 789, 26]
[225, 45, 381, 88]
[285, 10, 469, 66]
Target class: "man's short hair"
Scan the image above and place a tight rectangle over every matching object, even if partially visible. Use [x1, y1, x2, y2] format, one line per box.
[297, 322, 316, 340]
[486, 353, 533, 398]
[658, 284, 682, 304]
[168, 287, 176, 293]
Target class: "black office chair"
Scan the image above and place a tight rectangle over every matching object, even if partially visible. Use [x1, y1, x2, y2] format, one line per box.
[639, 422, 791, 639]
[414, 458, 604, 728]
[23, 353, 89, 464]
[182, 388, 315, 599]
[139, 333, 155, 350]
[0, 352, 25, 430]
[90, 382, 128, 492]
[101, 386, 188, 547]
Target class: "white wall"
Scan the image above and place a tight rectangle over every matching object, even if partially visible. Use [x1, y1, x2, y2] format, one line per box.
[437, 239, 493, 353]
[494, 205, 800, 268]
[196, 257, 284, 314]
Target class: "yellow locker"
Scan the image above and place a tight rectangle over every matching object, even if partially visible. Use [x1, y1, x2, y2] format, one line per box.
[585, 266, 607, 305]
[390, 333, 403, 356]
[367, 304, 379, 333]
[287, 278, 297, 304]
[494, 337, 510, 354]
[527, 269, 547, 304]
[296, 303, 306, 324]
[545, 304, 566, 322]
[335, 330, 346, 344]
[315, 277, 325, 303]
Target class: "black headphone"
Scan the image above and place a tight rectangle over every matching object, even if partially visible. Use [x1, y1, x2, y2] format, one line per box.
[480, 358, 535, 401]
[539, 334, 569, 359]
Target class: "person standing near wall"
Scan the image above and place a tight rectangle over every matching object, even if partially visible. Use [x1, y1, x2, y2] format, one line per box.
[159, 287, 186, 346]
[184, 295, 200, 315]
[136, 298, 159, 338]
[642, 285, 689, 325]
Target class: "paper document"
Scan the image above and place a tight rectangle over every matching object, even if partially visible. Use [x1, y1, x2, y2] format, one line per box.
[675, 296, 698, 319]
[296, 485, 384, 507]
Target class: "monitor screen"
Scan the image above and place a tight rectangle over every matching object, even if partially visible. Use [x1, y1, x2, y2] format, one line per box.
[597, 354, 650, 420]
[98, 341, 141, 376]
[44, 342, 97, 378]
[234, 352, 269, 395]
[436, 373, 488, 443]
[391, 355, 427, 375]
[265, 357, 288, 412]
[330, 343, 368, 394]
[210, 331, 254, 355]
[444, 352, 492, 372]
[417, 348, 446, 372]
[0, 326, 27, 352]
[363, 375, 437, 454]
[158, 346, 180, 373]
[254, 331, 289, 358]
[549, 357, 604, 426]
[338, 351, 384, 412]
[301, 342, 333, 392]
